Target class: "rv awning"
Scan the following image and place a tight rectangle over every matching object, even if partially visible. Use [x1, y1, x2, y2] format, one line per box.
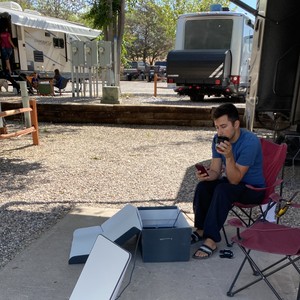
[0, 7, 101, 38]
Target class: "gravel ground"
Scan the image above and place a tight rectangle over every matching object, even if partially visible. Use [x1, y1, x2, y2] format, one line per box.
[1, 83, 299, 269]
[0, 80, 246, 107]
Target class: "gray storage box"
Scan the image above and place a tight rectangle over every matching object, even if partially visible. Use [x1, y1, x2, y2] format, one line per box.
[138, 206, 191, 262]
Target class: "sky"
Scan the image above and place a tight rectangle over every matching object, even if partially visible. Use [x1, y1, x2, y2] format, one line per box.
[228, 0, 258, 21]
[229, 0, 257, 14]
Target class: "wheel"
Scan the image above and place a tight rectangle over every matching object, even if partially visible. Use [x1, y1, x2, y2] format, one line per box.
[190, 94, 204, 102]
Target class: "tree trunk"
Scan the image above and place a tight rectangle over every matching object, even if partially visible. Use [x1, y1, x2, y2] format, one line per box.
[115, 0, 125, 86]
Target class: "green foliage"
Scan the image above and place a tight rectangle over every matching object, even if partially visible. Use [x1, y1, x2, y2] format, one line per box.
[123, 0, 229, 63]
[124, 0, 173, 63]
[87, 0, 121, 29]
[157, 0, 230, 39]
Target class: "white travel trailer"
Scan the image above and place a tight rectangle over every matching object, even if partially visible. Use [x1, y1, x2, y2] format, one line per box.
[0, 1, 100, 75]
[167, 5, 254, 101]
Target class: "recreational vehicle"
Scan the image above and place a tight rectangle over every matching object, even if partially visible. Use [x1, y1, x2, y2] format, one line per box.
[0, 1, 100, 75]
[167, 5, 254, 101]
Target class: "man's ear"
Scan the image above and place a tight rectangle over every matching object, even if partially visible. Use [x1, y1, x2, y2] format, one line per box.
[234, 119, 240, 128]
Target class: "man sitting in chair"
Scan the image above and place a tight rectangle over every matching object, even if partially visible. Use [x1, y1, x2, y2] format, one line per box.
[191, 103, 265, 259]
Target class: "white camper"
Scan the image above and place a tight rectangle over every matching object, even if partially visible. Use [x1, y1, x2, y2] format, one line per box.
[167, 6, 254, 101]
[0, 1, 100, 74]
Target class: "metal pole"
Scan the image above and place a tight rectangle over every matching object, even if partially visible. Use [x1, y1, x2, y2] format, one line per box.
[114, 36, 118, 86]
[0, 103, 3, 128]
[154, 74, 157, 97]
[89, 67, 92, 97]
[19, 81, 31, 127]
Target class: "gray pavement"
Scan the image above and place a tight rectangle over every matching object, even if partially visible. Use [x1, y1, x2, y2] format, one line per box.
[0, 206, 298, 300]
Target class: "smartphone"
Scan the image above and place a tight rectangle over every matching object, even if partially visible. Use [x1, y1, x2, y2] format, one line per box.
[216, 136, 229, 144]
[195, 163, 209, 176]
[216, 136, 229, 151]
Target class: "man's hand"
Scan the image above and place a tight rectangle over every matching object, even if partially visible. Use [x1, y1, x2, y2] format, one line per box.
[216, 140, 233, 159]
[195, 169, 210, 181]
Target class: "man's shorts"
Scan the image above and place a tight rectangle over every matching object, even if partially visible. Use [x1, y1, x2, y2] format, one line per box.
[1, 48, 12, 60]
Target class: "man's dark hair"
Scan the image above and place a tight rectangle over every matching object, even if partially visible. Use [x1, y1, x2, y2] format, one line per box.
[213, 103, 239, 123]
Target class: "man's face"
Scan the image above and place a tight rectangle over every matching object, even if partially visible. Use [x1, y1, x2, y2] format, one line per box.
[214, 115, 239, 142]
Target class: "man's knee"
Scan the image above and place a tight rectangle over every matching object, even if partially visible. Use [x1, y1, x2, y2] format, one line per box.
[195, 181, 210, 194]
[213, 183, 235, 202]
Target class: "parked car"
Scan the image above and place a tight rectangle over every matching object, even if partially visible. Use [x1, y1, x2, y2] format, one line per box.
[146, 61, 167, 82]
[123, 61, 150, 81]
[154, 61, 167, 76]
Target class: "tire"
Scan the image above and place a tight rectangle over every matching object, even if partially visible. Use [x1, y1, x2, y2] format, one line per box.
[190, 94, 204, 102]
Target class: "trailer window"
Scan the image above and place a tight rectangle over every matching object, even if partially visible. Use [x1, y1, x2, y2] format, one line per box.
[53, 38, 64, 49]
[184, 19, 233, 50]
[33, 50, 44, 63]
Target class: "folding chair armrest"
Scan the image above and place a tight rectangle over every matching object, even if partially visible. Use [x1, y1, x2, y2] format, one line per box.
[268, 192, 283, 203]
[227, 218, 245, 241]
[245, 178, 283, 191]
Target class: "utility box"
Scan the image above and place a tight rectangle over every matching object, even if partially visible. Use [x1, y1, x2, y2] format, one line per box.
[71, 40, 85, 67]
[98, 40, 111, 68]
[138, 206, 191, 262]
[85, 41, 98, 67]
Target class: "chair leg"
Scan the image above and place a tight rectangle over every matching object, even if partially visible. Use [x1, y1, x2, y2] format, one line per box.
[227, 250, 249, 297]
[222, 226, 232, 247]
[227, 246, 300, 300]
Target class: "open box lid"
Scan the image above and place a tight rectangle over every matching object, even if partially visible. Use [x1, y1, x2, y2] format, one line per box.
[70, 234, 131, 300]
[138, 206, 189, 229]
[69, 204, 142, 264]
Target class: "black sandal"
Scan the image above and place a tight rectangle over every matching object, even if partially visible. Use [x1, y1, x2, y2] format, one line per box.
[191, 231, 203, 244]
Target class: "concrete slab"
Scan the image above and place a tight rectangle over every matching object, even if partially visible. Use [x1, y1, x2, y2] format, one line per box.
[0, 206, 298, 300]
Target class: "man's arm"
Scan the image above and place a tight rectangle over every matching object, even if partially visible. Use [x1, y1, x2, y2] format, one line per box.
[225, 155, 249, 184]
[219, 141, 249, 184]
[208, 158, 223, 179]
[195, 157, 222, 181]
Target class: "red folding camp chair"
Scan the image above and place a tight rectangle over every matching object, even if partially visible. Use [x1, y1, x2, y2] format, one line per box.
[227, 192, 300, 300]
[223, 138, 288, 246]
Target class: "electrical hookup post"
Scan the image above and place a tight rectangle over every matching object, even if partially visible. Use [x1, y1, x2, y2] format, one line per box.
[100, 37, 120, 104]
[70, 40, 119, 103]
[0, 102, 6, 134]
[19, 81, 31, 128]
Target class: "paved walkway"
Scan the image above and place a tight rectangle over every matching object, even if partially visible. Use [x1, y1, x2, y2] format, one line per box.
[0, 206, 298, 300]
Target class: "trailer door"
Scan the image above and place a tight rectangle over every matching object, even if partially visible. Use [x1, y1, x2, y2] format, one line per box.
[246, 0, 300, 130]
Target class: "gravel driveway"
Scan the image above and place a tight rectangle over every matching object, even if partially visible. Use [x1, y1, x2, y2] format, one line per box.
[1, 83, 299, 269]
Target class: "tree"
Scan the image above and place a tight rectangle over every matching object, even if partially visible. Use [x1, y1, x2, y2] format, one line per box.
[123, 0, 229, 63]
[124, 1, 173, 64]
[157, 0, 230, 41]
[0, 0, 32, 10]
[87, 0, 127, 85]
[29, 0, 87, 20]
